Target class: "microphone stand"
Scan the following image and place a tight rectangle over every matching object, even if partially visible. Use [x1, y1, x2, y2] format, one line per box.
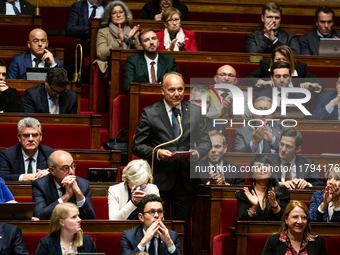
[150, 115, 183, 184]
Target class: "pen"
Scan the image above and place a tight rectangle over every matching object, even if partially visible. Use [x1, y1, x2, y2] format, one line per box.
[131, 186, 147, 193]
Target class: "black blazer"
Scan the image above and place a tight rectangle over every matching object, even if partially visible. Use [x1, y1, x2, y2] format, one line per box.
[66, 0, 108, 42]
[245, 29, 300, 54]
[270, 155, 325, 187]
[0, 87, 23, 112]
[35, 233, 96, 255]
[262, 234, 327, 255]
[0, 144, 55, 181]
[132, 100, 212, 191]
[244, 58, 326, 90]
[197, 159, 245, 185]
[22, 83, 77, 114]
[299, 30, 340, 55]
[0, 223, 29, 255]
[138, 1, 189, 21]
[32, 174, 96, 220]
[0, 0, 35, 15]
[120, 224, 181, 255]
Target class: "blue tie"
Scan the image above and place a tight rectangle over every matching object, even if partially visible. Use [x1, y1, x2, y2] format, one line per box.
[172, 108, 180, 137]
[10, 2, 21, 15]
[148, 237, 156, 255]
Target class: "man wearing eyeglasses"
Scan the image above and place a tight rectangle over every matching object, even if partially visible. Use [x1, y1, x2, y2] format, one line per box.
[32, 150, 95, 220]
[311, 72, 340, 120]
[121, 194, 181, 255]
[22, 67, 77, 114]
[207, 64, 252, 119]
[0, 117, 55, 181]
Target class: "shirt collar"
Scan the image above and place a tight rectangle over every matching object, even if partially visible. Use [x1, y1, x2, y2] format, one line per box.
[163, 98, 181, 112]
[21, 149, 38, 162]
[144, 54, 159, 67]
[317, 30, 333, 38]
[280, 156, 296, 166]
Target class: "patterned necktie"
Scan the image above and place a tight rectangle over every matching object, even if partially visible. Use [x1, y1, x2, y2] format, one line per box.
[10, 2, 21, 15]
[27, 157, 33, 174]
[148, 237, 156, 255]
[284, 163, 292, 181]
[51, 99, 58, 114]
[172, 108, 180, 137]
[88, 6, 97, 25]
[151, 61, 157, 84]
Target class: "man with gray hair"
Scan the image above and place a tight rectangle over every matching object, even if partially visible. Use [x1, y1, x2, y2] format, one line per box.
[0, 117, 55, 181]
[32, 150, 95, 220]
[234, 96, 288, 153]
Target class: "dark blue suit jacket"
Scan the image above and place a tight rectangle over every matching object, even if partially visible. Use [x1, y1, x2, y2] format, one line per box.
[120, 224, 181, 255]
[0, 223, 29, 255]
[254, 86, 306, 102]
[22, 83, 77, 114]
[311, 89, 338, 120]
[35, 233, 96, 255]
[32, 173, 95, 220]
[67, 0, 108, 42]
[0, 0, 35, 15]
[0, 144, 55, 181]
[299, 30, 340, 55]
[7, 52, 63, 80]
[309, 189, 340, 222]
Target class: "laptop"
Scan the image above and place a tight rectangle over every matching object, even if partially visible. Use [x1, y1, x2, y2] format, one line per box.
[0, 203, 35, 220]
[26, 67, 50, 80]
[319, 38, 340, 56]
[86, 168, 118, 182]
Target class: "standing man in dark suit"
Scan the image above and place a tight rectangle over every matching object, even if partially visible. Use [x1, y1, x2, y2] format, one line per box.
[132, 72, 211, 250]
[299, 6, 340, 55]
[22, 68, 77, 114]
[234, 96, 287, 153]
[197, 130, 245, 185]
[270, 128, 325, 190]
[0, 117, 55, 181]
[121, 194, 181, 255]
[123, 28, 178, 90]
[0, 0, 35, 15]
[7, 28, 63, 80]
[245, 2, 300, 54]
[311, 72, 340, 120]
[0, 223, 29, 255]
[67, 0, 108, 56]
[32, 150, 95, 220]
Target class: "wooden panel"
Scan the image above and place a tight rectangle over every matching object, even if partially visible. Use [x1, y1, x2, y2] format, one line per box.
[0, 15, 41, 28]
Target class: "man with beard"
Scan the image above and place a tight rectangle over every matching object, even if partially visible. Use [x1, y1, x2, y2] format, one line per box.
[207, 64, 252, 118]
[123, 28, 178, 90]
[234, 96, 288, 153]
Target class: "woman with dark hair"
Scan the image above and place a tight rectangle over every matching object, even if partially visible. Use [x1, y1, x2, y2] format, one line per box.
[157, 7, 197, 51]
[244, 45, 325, 92]
[237, 154, 290, 221]
[35, 203, 96, 255]
[138, 0, 189, 21]
[262, 200, 327, 255]
[95, 1, 140, 75]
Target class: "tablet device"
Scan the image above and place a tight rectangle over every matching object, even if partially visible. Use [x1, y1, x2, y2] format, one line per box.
[86, 168, 118, 182]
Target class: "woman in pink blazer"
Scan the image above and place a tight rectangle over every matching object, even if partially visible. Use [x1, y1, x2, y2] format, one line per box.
[157, 7, 198, 51]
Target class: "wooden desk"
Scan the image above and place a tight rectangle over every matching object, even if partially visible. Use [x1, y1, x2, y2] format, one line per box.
[0, 14, 41, 28]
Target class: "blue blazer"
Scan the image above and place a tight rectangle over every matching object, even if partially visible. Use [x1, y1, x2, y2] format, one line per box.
[0, 178, 14, 202]
[0, 223, 29, 255]
[309, 189, 340, 222]
[311, 89, 338, 120]
[299, 30, 340, 55]
[35, 233, 96, 255]
[67, 0, 108, 42]
[120, 224, 181, 255]
[22, 83, 77, 114]
[7, 52, 63, 80]
[32, 173, 95, 220]
[0, 0, 35, 15]
[0, 144, 55, 181]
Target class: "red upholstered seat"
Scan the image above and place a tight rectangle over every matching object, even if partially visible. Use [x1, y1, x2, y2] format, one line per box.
[247, 235, 269, 255]
[199, 33, 247, 53]
[96, 234, 122, 255]
[16, 198, 33, 202]
[213, 233, 231, 255]
[93, 64, 106, 114]
[92, 198, 109, 220]
[0, 25, 33, 46]
[23, 234, 48, 255]
[112, 95, 128, 138]
[220, 200, 237, 233]
[40, 7, 70, 30]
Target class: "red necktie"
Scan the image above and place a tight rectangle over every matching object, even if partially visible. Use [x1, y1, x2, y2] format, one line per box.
[151, 61, 157, 84]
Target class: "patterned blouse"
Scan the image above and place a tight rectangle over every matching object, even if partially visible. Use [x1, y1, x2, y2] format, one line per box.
[60, 242, 77, 255]
[279, 231, 315, 255]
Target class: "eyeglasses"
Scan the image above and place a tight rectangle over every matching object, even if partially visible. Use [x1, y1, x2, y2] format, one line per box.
[112, 10, 124, 16]
[143, 209, 164, 217]
[20, 133, 40, 139]
[167, 18, 180, 24]
[216, 73, 236, 78]
[58, 163, 76, 172]
[289, 215, 308, 222]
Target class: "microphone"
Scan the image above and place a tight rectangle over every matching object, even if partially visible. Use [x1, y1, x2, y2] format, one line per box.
[172, 108, 182, 126]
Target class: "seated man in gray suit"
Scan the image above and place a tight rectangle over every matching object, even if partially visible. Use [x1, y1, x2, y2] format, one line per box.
[123, 28, 178, 90]
[121, 194, 181, 255]
[0, 117, 54, 181]
[299, 6, 340, 55]
[234, 96, 287, 153]
[245, 2, 300, 54]
[22, 68, 77, 114]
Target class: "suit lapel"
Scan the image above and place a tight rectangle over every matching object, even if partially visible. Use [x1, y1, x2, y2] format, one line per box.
[24, 52, 33, 68]
[312, 31, 320, 55]
[36, 146, 46, 169]
[17, 145, 25, 174]
[181, 101, 189, 133]
[41, 83, 50, 113]
[156, 100, 175, 139]
[139, 54, 149, 81]
[157, 54, 165, 82]
[59, 92, 67, 114]
[49, 175, 60, 201]
[83, 0, 89, 26]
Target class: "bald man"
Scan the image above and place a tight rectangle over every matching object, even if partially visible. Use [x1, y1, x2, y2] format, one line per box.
[7, 28, 63, 80]
[207, 65, 252, 119]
